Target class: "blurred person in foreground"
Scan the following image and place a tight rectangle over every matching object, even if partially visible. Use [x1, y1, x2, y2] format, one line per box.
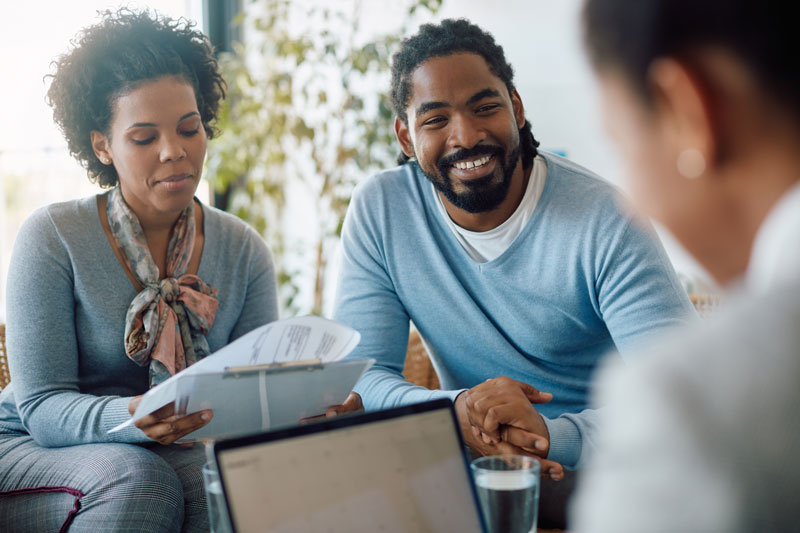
[571, 0, 800, 530]
[0, 10, 281, 532]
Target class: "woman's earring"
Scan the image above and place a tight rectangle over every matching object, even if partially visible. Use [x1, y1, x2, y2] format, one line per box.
[677, 148, 705, 179]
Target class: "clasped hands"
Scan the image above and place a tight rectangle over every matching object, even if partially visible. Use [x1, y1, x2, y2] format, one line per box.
[456, 377, 564, 481]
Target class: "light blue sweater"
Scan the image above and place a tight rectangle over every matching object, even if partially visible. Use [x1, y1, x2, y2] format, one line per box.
[333, 153, 694, 468]
[0, 195, 278, 447]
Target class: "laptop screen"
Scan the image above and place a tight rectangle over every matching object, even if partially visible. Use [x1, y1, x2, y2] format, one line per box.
[214, 399, 485, 533]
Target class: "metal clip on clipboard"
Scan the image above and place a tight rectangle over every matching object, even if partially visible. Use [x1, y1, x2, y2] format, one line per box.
[222, 359, 325, 378]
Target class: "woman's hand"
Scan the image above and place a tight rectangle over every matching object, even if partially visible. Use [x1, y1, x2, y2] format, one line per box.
[128, 395, 213, 445]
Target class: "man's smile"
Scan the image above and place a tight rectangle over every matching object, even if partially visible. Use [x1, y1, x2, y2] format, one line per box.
[452, 154, 494, 170]
[447, 153, 499, 182]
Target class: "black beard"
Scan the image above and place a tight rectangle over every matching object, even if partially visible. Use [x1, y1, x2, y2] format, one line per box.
[422, 143, 520, 214]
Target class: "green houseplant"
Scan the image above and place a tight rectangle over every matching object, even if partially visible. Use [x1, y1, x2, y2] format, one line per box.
[206, 0, 442, 315]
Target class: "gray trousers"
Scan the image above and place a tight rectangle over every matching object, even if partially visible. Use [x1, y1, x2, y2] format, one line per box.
[0, 435, 208, 532]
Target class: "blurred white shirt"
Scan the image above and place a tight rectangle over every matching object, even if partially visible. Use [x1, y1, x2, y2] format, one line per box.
[747, 182, 800, 293]
[570, 183, 800, 532]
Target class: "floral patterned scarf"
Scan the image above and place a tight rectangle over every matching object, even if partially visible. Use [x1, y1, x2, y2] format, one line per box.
[107, 187, 219, 387]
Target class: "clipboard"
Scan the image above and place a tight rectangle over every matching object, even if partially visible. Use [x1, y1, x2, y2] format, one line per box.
[108, 316, 366, 440]
[174, 358, 374, 442]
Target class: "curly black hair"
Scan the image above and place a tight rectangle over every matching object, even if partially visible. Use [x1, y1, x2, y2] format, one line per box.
[390, 18, 539, 166]
[46, 9, 226, 188]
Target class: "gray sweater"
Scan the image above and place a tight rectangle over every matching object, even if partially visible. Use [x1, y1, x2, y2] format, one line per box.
[0, 195, 278, 446]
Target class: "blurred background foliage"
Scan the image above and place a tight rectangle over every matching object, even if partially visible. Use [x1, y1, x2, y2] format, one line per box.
[205, 0, 442, 316]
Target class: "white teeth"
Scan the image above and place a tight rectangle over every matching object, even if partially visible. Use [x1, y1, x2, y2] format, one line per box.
[453, 155, 491, 170]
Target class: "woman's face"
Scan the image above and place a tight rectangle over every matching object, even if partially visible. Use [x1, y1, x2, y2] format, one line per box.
[96, 75, 206, 221]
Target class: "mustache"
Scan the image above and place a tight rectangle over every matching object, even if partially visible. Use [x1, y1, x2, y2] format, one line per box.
[438, 145, 503, 167]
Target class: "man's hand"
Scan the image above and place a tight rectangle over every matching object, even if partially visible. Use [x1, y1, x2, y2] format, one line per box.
[129, 395, 212, 446]
[455, 378, 564, 480]
[463, 377, 552, 454]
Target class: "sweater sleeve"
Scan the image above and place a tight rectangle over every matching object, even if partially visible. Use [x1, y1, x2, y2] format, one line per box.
[333, 184, 464, 411]
[595, 218, 696, 353]
[6, 208, 148, 446]
[543, 216, 696, 468]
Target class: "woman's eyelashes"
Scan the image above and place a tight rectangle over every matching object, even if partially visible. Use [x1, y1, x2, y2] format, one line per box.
[132, 136, 155, 146]
[130, 128, 199, 146]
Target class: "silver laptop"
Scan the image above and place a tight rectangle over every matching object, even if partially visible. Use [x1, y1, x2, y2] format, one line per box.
[213, 398, 486, 532]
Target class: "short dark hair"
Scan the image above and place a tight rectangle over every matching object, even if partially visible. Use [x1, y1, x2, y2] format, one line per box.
[390, 18, 539, 167]
[46, 9, 226, 188]
[583, 0, 800, 122]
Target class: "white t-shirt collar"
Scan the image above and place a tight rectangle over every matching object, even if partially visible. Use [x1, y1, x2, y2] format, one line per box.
[434, 155, 547, 263]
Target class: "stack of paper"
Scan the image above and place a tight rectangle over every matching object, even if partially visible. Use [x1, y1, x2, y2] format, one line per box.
[109, 316, 372, 441]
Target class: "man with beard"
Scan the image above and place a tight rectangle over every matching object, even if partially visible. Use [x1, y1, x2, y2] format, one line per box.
[333, 19, 693, 527]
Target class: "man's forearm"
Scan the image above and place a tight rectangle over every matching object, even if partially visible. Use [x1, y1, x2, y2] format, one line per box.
[354, 367, 463, 411]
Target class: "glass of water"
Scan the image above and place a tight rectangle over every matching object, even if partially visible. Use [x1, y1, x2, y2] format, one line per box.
[202, 461, 233, 533]
[471, 454, 540, 533]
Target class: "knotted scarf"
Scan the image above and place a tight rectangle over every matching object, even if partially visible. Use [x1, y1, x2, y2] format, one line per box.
[107, 187, 219, 387]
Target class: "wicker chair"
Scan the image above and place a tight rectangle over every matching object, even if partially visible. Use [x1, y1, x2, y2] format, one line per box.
[401, 294, 721, 390]
[402, 329, 440, 390]
[0, 324, 9, 391]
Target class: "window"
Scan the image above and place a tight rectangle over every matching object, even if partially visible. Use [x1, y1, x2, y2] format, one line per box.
[0, 1, 200, 320]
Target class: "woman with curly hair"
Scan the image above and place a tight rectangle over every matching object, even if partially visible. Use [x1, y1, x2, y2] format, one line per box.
[0, 10, 278, 531]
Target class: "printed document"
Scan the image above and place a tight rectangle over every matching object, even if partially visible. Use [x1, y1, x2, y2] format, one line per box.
[109, 316, 370, 440]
